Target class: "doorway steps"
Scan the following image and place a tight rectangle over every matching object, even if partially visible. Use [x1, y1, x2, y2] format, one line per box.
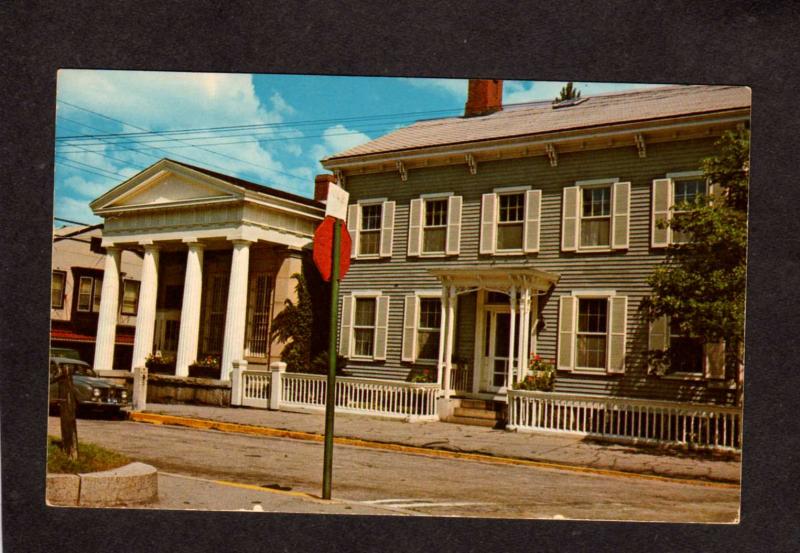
[443, 399, 507, 429]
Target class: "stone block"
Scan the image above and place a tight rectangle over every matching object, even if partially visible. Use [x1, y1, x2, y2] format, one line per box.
[46, 473, 80, 506]
[79, 462, 158, 507]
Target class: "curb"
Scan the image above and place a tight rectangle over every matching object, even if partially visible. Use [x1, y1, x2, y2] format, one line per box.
[47, 462, 158, 507]
[129, 412, 740, 489]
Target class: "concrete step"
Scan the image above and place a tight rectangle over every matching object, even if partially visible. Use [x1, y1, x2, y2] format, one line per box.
[453, 407, 503, 420]
[443, 416, 501, 428]
[460, 399, 500, 410]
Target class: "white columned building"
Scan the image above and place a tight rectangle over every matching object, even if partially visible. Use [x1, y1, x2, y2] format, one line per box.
[89, 159, 325, 376]
[93, 246, 121, 371]
[174, 240, 205, 376]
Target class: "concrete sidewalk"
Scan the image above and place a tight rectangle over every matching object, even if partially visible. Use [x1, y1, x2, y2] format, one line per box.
[132, 404, 741, 484]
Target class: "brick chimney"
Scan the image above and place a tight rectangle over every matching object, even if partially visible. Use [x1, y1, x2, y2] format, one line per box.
[464, 79, 503, 117]
[314, 173, 338, 203]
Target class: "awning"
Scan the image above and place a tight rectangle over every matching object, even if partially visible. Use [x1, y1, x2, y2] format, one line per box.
[51, 328, 135, 345]
[429, 264, 559, 292]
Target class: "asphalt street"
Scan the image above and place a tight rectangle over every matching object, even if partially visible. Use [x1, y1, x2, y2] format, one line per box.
[47, 416, 739, 522]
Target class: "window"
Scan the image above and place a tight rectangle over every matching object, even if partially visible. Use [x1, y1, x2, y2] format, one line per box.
[417, 297, 442, 361]
[580, 186, 611, 248]
[77, 276, 94, 312]
[121, 280, 140, 315]
[246, 273, 273, 357]
[668, 320, 704, 375]
[497, 192, 525, 250]
[51, 271, 66, 309]
[353, 297, 377, 357]
[423, 199, 448, 253]
[671, 178, 708, 243]
[359, 204, 382, 256]
[576, 298, 608, 369]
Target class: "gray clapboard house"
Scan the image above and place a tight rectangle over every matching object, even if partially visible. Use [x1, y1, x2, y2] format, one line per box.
[320, 80, 750, 429]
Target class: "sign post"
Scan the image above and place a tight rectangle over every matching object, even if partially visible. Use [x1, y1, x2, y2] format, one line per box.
[312, 180, 350, 500]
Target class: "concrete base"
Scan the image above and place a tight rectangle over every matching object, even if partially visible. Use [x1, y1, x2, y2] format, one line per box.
[47, 462, 158, 507]
[46, 473, 80, 506]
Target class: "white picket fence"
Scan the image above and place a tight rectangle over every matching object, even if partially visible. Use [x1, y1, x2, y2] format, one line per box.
[507, 390, 742, 451]
[232, 363, 439, 421]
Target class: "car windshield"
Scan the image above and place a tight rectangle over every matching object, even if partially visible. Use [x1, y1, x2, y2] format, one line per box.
[66, 364, 96, 377]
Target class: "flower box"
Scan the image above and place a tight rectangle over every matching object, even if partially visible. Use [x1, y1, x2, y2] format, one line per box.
[188, 364, 222, 380]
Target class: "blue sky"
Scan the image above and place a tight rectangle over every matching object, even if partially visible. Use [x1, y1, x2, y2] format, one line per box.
[54, 71, 661, 225]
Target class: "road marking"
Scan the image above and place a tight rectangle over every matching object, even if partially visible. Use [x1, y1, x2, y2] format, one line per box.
[159, 471, 331, 504]
[131, 412, 740, 490]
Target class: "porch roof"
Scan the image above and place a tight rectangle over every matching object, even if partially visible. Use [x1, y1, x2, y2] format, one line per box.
[429, 265, 559, 291]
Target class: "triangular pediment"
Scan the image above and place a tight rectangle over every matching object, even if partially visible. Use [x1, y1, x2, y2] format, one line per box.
[91, 160, 244, 213]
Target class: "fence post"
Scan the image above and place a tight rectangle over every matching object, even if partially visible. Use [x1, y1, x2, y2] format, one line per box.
[230, 360, 246, 406]
[269, 361, 286, 411]
[132, 366, 148, 411]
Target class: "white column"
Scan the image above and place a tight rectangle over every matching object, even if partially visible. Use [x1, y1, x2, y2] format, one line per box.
[436, 284, 448, 388]
[174, 241, 205, 377]
[131, 243, 160, 370]
[443, 285, 457, 400]
[221, 239, 252, 380]
[518, 288, 531, 384]
[507, 285, 517, 390]
[93, 246, 121, 371]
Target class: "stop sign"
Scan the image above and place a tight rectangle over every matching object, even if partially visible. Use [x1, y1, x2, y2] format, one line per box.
[313, 216, 352, 281]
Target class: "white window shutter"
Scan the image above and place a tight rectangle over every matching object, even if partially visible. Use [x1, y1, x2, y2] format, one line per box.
[704, 341, 726, 380]
[523, 189, 541, 253]
[339, 295, 354, 357]
[446, 195, 462, 256]
[401, 295, 419, 362]
[607, 296, 627, 373]
[347, 204, 360, 259]
[557, 295, 577, 371]
[380, 201, 395, 258]
[480, 193, 497, 255]
[561, 186, 579, 252]
[651, 178, 672, 248]
[374, 295, 390, 360]
[407, 198, 423, 256]
[611, 181, 631, 250]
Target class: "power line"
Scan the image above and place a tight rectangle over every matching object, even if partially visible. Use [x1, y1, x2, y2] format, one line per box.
[55, 105, 465, 142]
[56, 100, 311, 189]
[55, 157, 123, 182]
[54, 217, 94, 227]
[55, 155, 131, 180]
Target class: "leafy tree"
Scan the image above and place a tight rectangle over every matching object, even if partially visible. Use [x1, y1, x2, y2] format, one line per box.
[644, 128, 749, 401]
[269, 259, 330, 372]
[554, 82, 581, 103]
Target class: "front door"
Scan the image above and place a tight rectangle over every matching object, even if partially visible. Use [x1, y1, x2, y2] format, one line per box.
[482, 307, 513, 393]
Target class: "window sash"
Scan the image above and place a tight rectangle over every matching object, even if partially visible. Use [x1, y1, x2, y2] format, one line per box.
[92, 279, 102, 312]
[579, 186, 611, 247]
[51, 272, 65, 309]
[671, 179, 708, 244]
[498, 193, 524, 223]
[361, 204, 382, 230]
[353, 298, 377, 357]
[422, 199, 448, 253]
[576, 298, 608, 369]
[121, 280, 140, 315]
[77, 277, 93, 312]
[668, 321, 704, 374]
[417, 297, 441, 360]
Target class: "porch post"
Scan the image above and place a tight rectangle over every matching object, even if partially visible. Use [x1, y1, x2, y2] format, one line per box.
[436, 283, 448, 388]
[507, 285, 517, 390]
[221, 239, 252, 381]
[93, 246, 121, 371]
[443, 285, 457, 400]
[518, 287, 531, 384]
[174, 240, 205, 377]
[131, 243, 160, 371]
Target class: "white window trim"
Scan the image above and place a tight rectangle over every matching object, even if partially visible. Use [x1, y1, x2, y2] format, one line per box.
[51, 270, 66, 310]
[120, 278, 141, 316]
[495, 189, 527, 254]
[661, 316, 708, 380]
[666, 170, 703, 179]
[356, 199, 385, 259]
[576, 179, 617, 253]
[349, 291, 383, 361]
[414, 291, 443, 365]
[572, 291, 615, 375]
[419, 196, 450, 258]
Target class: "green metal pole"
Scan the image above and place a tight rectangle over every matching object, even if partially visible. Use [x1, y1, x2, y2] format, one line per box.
[322, 218, 341, 500]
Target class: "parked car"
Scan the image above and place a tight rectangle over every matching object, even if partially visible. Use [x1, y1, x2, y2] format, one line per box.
[49, 357, 130, 415]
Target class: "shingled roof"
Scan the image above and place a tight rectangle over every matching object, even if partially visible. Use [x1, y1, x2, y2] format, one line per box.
[324, 85, 751, 161]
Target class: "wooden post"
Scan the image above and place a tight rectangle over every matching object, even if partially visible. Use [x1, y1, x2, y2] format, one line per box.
[52, 365, 78, 460]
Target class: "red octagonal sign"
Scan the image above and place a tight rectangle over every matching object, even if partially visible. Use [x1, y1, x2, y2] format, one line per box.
[313, 215, 352, 282]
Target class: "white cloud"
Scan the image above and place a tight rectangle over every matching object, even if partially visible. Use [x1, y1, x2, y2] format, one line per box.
[56, 70, 311, 195]
[62, 175, 111, 199]
[307, 124, 372, 173]
[403, 78, 468, 103]
[54, 196, 102, 225]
